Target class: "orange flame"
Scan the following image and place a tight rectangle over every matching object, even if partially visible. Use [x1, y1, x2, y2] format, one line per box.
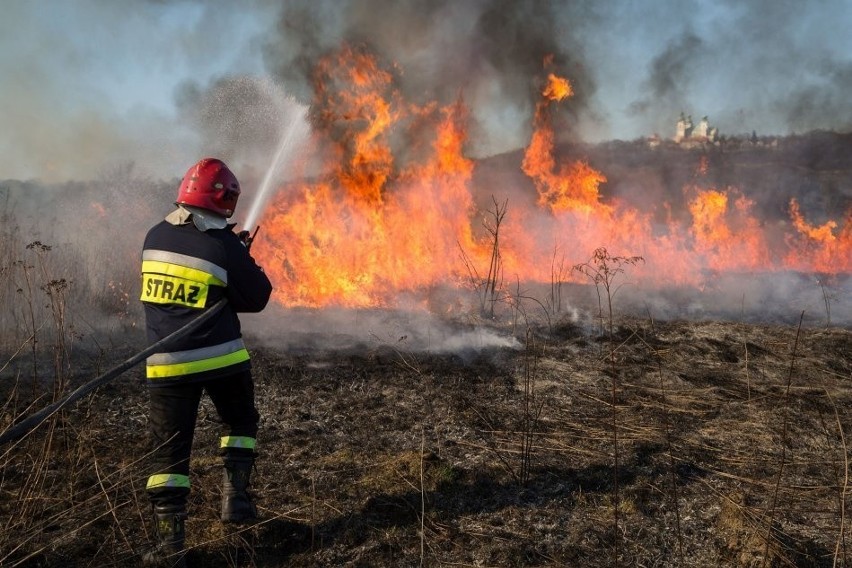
[786, 198, 852, 273]
[252, 47, 852, 309]
[543, 73, 573, 102]
[313, 45, 400, 205]
[523, 72, 607, 215]
[688, 188, 771, 272]
[258, 49, 480, 307]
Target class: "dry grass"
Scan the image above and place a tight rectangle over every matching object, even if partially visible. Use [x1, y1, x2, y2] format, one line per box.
[2, 304, 850, 567]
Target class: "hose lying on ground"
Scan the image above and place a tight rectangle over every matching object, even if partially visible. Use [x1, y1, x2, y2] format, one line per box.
[0, 299, 227, 447]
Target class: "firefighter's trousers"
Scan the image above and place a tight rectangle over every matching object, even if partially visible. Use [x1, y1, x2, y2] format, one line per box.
[146, 370, 259, 508]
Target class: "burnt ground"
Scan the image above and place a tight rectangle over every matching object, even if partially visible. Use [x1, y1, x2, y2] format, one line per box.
[1, 314, 851, 567]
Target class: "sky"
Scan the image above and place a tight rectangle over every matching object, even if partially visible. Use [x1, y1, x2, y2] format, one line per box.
[2, 0, 852, 182]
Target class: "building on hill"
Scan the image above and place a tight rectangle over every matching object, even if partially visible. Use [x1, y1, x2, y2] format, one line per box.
[675, 112, 718, 146]
[675, 113, 693, 142]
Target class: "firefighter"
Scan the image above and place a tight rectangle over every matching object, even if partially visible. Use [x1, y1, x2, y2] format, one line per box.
[139, 157, 272, 566]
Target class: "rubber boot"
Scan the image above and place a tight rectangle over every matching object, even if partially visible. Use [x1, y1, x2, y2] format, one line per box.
[221, 455, 258, 523]
[142, 504, 188, 567]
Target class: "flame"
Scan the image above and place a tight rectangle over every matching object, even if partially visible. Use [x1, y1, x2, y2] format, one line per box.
[253, 47, 852, 309]
[543, 73, 573, 102]
[258, 48, 480, 307]
[523, 72, 607, 215]
[688, 188, 771, 272]
[786, 198, 852, 273]
[312, 45, 400, 205]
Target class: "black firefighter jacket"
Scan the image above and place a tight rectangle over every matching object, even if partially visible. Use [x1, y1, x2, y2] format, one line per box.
[140, 220, 273, 386]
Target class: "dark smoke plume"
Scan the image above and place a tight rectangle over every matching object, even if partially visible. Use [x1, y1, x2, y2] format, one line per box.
[259, 0, 597, 156]
[629, 32, 703, 119]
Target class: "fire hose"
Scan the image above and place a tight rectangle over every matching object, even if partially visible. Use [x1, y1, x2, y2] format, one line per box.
[0, 298, 227, 447]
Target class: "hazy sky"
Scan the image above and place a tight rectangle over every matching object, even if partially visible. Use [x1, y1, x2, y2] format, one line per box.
[2, 0, 851, 182]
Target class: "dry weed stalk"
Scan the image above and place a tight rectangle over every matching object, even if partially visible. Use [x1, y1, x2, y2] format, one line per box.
[761, 311, 804, 567]
[419, 426, 426, 567]
[0, 438, 154, 566]
[482, 197, 507, 317]
[13, 254, 40, 391]
[369, 336, 433, 564]
[549, 245, 570, 316]
[573, 247, 644, 340]
[459, 196, 507, 319]
[816, 383, 850, 567]
[519, 327, 544, 486]
[0, 238, 149, 566]
[507, 277, 552, 336]
[817, 276, 834, 327]
[573, 247, 643, 566]
[633, 329, 685, 564]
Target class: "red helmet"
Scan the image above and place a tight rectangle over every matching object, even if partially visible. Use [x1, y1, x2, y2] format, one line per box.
[175, 158, 241, 217]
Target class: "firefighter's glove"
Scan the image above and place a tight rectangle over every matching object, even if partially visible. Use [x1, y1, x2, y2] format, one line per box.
[237, 230, 254, 250]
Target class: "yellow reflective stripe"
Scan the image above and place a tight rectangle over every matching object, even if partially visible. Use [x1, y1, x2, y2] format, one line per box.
[140, 274, 208, 308]
[146, 348, 250, 379]
[142, 260, 226, 287]
[220, 436, 256, 450]
[146, 474, 190, 490]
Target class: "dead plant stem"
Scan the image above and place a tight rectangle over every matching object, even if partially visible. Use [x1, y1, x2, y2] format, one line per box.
[420, 426, 426, 568]
[632, 328, 685, 565]
[93, 454, 133, 552]
[762, 310, 805, 567]
[824, 387, 849, 567]
[311, 475, 316, 552]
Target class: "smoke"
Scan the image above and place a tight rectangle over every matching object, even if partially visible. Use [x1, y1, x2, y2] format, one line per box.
[259, 0, 598, 157]
[0, 0, 277, 182]
[245, 305, 521, 356]
[779, 59, 852, 132]
[624, 273, 852, 328]
[3, 0, 852, 181]
[628, 33, 704, 121]
[621, 0, 852, 139]
[726, 0, 852, 134]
